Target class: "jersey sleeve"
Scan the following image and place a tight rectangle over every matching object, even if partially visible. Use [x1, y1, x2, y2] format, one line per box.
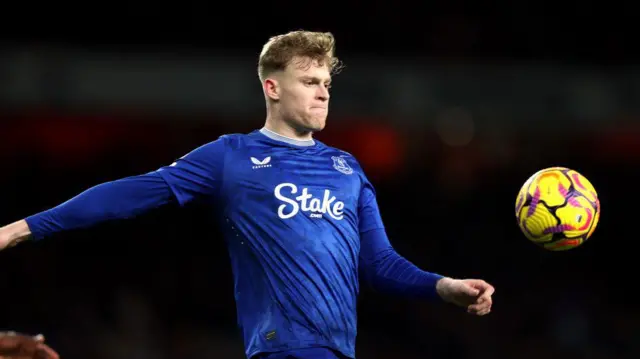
[25, 172, 174, 240]
[155, 137, 227, 206]
[358, 174, 385, 234]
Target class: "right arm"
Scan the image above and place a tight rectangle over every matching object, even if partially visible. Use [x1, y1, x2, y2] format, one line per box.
[0, 137, 227, 250]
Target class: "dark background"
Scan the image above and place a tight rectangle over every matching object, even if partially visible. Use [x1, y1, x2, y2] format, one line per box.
[1, 4, 638, 359]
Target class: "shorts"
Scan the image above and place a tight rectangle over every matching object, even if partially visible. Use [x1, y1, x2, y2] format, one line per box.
[252, 347, 349, 359]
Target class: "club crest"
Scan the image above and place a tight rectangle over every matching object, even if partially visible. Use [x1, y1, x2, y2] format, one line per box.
[331, 156, 353, 175]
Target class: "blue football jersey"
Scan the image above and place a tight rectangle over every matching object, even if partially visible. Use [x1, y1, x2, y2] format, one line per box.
[156, 128, 385, 358]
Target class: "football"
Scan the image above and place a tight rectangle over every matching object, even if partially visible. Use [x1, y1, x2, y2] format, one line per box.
[515, 167, 600, 251]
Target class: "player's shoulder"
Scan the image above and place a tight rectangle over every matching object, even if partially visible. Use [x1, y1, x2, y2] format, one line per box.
[172, 132, 262, 164]
[318, 142, 357, 160]
[199, 131, 260, 151]
[315, 141, 366, 174]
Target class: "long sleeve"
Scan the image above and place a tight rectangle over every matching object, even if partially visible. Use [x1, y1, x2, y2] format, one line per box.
[25, 136, 228, 240]
[25, 173, 175, 240]
[358, 177, 443, 300]
[359, 228, 443, 299]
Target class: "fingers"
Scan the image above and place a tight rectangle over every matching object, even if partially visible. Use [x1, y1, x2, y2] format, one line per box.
[467, 300, 491, 315]
[464, 279, 494, 316]
[444, 278, 496, 316]
[466, 279, 495, 292]
[467, 279, 495, 303]
[464, 286, 480, 296]
[37, 344, 60, 359]
[480, 283, 495, 296]
[476, 284, 494, 306]
[34, 334, 58, 359]
[0, 332, 56, 359]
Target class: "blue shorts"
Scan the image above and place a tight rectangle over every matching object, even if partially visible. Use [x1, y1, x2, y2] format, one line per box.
[252, 347, 348, 359]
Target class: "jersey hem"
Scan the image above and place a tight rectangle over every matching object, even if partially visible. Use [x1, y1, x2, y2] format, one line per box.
[246, 342, 354, 359]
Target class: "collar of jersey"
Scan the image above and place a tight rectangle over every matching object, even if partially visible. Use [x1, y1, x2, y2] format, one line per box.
[258, 127, 317, 148]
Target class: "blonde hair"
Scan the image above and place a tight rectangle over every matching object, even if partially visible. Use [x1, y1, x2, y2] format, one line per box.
[258, 30, 343, 82]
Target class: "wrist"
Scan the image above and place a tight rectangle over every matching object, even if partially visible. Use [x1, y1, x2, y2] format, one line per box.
[435, 277, 454, 300]
[1, 220, 32, 248]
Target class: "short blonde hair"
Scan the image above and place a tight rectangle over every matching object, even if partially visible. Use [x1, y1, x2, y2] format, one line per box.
[258, 30, 343, 82]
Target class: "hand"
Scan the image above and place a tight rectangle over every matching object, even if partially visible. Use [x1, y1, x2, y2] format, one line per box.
[0, 332, 59, 359]
[0, 220, 32, 251]
[0, 231, 20, 251]
[0, 230, 10, 251]
[436, 277, 495, 316]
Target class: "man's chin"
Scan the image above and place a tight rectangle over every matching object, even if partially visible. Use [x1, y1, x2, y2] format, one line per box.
[310, 125, 325, 133]
[308, 120, 327, 133]
[293, 118, 326, 135]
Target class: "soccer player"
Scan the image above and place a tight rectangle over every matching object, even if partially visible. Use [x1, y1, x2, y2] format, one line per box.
[0, 31, 495, 359]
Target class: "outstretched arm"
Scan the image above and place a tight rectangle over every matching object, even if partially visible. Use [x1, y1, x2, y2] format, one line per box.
[0, 137, 228, 250]
[0, 173, 173, 248]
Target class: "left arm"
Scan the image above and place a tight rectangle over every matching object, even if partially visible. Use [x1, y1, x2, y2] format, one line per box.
[356, 180, 443, 299]
[357, 178, 494, 314]
[359, 227, 444, 300]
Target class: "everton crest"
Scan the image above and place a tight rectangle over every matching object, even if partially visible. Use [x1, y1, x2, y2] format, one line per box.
[331, 156, 353, 175]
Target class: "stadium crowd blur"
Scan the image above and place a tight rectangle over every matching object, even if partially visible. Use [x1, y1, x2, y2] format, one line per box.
[1, 5, 638, 359]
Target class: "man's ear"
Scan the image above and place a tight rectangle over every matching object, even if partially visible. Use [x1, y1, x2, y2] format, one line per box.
[264, 78, 280, 101]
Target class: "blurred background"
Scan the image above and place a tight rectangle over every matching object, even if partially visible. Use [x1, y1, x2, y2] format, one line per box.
[1, 4, 638, 359]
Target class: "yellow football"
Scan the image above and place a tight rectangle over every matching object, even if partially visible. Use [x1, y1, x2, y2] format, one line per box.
[515, 167, 600, 251]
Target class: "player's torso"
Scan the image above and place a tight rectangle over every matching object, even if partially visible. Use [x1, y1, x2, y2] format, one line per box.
[217, 133, 362, 356]
[220, 140, 361, 237]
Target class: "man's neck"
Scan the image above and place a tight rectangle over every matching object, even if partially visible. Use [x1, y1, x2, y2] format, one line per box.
[263, 119, 313, 141]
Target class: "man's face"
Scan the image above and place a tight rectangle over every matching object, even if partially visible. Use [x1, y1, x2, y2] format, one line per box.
[272, 56, 332, 133]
